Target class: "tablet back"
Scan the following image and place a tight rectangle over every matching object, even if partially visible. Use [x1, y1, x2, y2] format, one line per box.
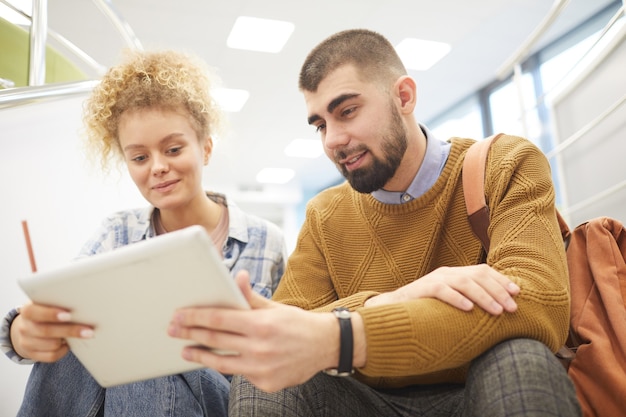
[18, 225, 248, 387]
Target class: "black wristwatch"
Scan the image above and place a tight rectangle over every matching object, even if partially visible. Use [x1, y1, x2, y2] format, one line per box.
[323, 307, 354, 377]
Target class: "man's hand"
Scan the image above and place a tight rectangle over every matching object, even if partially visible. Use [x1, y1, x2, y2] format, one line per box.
[10, 303, 94, 362]
[364, 264, 520, 314]
[168, 271, 348, 392]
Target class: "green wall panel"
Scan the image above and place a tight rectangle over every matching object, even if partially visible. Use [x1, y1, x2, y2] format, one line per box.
[1, 17, 87, 87]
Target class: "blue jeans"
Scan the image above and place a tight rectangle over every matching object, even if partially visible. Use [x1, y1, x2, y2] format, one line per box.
[17, 352, 229, 417]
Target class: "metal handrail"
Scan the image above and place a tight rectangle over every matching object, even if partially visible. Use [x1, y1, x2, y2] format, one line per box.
[496, 0, 571, 80]
[545, 93, 626, 160]
[29, 0, 47, 86]
[560, 179, 626, 216]
[92, 0, 143, 50]
[47, 28, 108, 76]
[0, 80, 99, 107]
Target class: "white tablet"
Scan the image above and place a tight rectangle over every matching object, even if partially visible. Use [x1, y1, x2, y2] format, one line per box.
[18, 225, 249, 387]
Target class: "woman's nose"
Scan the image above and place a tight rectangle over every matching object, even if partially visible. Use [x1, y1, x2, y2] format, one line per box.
[151, 155, 169, 175]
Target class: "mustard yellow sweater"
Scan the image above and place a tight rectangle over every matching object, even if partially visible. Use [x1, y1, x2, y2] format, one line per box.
[273, 135, 569, 389]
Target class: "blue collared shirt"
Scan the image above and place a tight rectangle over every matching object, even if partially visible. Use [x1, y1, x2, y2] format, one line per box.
[371, 125, 451, 204]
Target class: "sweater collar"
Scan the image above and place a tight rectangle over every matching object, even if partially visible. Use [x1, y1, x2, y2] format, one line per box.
[371, 124, 451, 204]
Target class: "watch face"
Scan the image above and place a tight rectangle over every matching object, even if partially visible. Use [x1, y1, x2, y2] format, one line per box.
[336, 309, 351, 319]
[333, 307, 350, 317]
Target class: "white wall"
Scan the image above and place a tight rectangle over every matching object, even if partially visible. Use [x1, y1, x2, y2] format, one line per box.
[0, 94, 148, 416]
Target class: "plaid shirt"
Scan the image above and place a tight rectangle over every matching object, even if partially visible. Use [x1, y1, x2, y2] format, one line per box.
[1, 192, 287, 364]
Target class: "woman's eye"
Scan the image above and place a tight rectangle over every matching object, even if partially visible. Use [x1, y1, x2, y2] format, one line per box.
[131, 155, 147, 162]
[167, 146, 182, 155]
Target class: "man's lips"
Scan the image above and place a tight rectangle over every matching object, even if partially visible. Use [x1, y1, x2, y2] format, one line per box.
[339, 151, 367, 171]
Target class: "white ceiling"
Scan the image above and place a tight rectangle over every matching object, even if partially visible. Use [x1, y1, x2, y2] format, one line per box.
[32, 0, 618, 220]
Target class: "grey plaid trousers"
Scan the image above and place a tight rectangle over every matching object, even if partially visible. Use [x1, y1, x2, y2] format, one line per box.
[229, 338, 581, 417]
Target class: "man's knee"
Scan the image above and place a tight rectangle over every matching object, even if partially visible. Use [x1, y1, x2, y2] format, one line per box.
[470, 338, 569, 389]
[229, 375, 296, 417]
[481, 338, 558, 368]
[466, 338, 581, 416]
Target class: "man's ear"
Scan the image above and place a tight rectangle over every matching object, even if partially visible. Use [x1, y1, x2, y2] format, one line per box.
[203, 136, 213, 165]
[394, 75, 417, 114]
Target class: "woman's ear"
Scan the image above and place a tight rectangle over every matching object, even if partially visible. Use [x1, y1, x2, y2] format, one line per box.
[394, 75, 417, 114]
[203, 136, 213, 165]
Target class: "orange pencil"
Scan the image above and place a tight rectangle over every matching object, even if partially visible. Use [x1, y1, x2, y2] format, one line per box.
[21, 220, 37, 273]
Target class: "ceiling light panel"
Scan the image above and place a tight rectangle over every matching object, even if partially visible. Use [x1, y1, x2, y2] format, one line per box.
[227, 16, 295, 53]
[395, 38, 451, 71]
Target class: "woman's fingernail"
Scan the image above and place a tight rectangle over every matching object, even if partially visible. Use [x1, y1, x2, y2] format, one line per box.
[57, 312, 71, 322]
[80, 329, 94, 338]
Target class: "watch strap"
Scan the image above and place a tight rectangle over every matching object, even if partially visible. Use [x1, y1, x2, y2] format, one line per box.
[324, 307, 354, 377]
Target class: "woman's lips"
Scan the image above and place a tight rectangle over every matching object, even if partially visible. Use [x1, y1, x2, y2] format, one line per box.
[153, 179, 179, 193]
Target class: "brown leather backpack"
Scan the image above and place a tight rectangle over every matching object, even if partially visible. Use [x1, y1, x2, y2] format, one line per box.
[463, 134, 626, 417]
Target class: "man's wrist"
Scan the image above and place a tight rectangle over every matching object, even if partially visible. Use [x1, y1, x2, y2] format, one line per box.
[323, 307, 354, 376]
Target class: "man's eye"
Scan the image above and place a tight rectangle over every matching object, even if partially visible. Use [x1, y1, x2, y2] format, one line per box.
[315, 123, 326, 133]
[342, 107, 356, 117]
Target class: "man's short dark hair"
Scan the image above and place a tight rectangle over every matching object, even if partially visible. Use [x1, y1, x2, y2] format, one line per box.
[299, 29, 408, 92]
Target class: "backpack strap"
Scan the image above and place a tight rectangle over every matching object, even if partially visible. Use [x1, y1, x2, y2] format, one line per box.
[462, 134, 571, 251]
[462, 134, 504, 252]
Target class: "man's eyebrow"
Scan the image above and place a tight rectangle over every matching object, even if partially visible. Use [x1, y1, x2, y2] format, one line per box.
[307, 114, 321, 126]
[328, 93, 359, 114]
[307, 93, 361, 126]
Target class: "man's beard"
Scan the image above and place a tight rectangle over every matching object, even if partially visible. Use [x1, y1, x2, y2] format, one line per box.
[336, 105, 408, 194]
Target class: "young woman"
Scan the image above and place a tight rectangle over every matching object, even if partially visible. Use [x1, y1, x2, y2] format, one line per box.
[0, 50, 287, 417]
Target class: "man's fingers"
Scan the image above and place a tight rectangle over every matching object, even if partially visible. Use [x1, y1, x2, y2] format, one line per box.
[235, 271, 275, 309]
[479, 269, 519, 313]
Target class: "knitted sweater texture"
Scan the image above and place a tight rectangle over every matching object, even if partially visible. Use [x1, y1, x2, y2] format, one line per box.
[273, 135, 569, 389]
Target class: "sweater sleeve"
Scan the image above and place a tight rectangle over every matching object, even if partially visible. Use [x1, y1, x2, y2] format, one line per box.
[273, 202, 381, 310]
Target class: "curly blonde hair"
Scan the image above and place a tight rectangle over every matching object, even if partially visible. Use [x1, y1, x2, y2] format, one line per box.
[83, 49, 224, 170]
